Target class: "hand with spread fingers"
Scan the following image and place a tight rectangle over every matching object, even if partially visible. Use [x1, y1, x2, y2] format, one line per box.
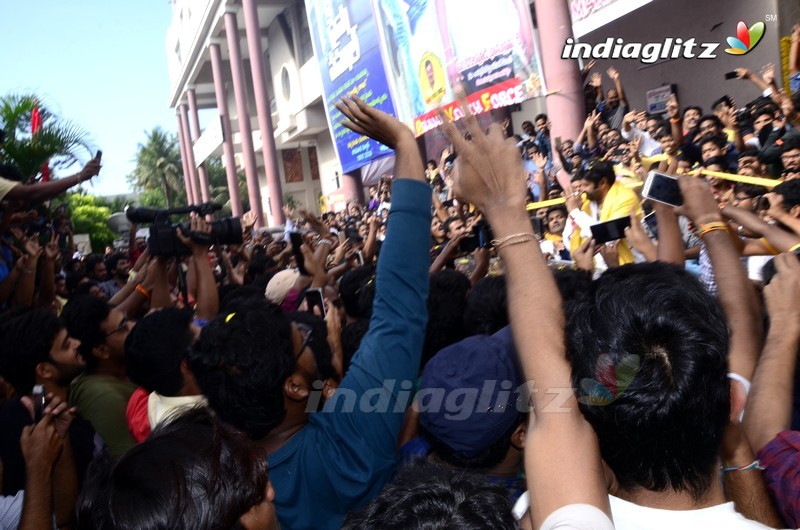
[335, 96, 414, 150]
[437, 104, 527, 218]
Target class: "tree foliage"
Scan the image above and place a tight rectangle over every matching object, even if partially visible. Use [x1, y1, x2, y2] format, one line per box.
[127, 127, 186, 209]
[0, 93, 93, 181]
[60, 193, 116, 252]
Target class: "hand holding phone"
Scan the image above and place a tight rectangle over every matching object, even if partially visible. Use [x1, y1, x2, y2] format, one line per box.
[643, 171, 683, 207]
[32, 385, 46, 422]
[590, 216, 631, 244]
[289, 232, 308, 275]
[305, 288, 326, 317]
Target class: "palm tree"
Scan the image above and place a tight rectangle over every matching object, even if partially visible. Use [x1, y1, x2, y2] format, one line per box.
[128, 128, 186, 209]
[0, 93, 93, 181]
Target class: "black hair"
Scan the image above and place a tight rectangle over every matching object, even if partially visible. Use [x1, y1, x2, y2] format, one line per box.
[534, 113, 548, 123]
[732, 182, 766, 198]
[104, 252, 127, 274]
[576, 159, 615, 187]
[0, 308, 64, 395]
[75, 407, 269, 530]
[566, 262, 730, 501]
[774, 179, 800, 209]
[462, 276, 508, 336]
[753, 106, 775, 120]
[697, 114, 723, 131]
[124, 308, 194, 396]
[711, 97, 730, 111]
[545, 204, 568, 218]
[553, 269, 593, 305]
[218, 284, 265, 312]
[442, 216, 462, 238]
[698, 134, 727, 149]
[703, 156, 729, 171]
[782, 136, 800, 154]
[0, 163, 24, 182]
[683, 105, 702, 116]
[84, 254, 105, 277]
[339, 265, 376, 320]
[73, 281, 100, 298]
[188, 297, 294, 440]
[342, 462, 515, 529]
[61, 295, 111, 372]
[652, 128, 672, 141]
[65, 273, 87, 294]
[422, 270, 470, 369]
[738, 147, 761, 160]
[341, 318, 370, 374]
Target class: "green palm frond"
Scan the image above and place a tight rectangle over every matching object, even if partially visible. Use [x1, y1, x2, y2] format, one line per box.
[0, 93, 93, 181]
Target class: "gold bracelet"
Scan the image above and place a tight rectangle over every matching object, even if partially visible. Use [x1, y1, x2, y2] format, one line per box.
[697, 221, 729, 238]
[493, 233, 538, 251]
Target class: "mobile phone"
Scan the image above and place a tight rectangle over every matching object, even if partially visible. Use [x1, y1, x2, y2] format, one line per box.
[643, 171, 683, 207]
[337, 231, 346, 243]
[724, 71, 738, 80]
[355, 250, 365, 266]
[32, 385, 46, 423]
[459, 235, 479, 253]
[612, 148, 627, 156]
[289, 232, 308, 275]
[476, 222, 494, 248]
[643, 211, 659, 238]
[95, 150, 103, 161]
[590, 216, 631, 244]
[305, 287, 326, 317]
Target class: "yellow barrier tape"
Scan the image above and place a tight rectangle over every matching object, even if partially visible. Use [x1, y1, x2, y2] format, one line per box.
[695, 169, 783, 188]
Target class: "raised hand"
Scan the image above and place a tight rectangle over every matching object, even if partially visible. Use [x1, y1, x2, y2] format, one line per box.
[573, 238, 598, 273]
[678, 176, 723, 225]
[176, 216, 213, 255]
[606, 67, 620, 81]
[764, 252, 800, 324]
[335, 96, 414, 149]
[734, 67, 751, 80]
[532, 151, 548, 170]
[589, 72, 602, 88]
[438, 103, 527, 217]
[78, 158, 102, 182]
[666, 94, 680, 119]
[242, 210, 257, 230]
[761, 63, 776, 85]
[44, 232, 60, 261]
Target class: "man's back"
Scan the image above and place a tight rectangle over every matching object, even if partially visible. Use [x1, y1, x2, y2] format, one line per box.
[610, 495, 774, 530]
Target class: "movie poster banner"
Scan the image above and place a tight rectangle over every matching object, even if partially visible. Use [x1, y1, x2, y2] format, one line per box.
[305, 0, 397, 173]
[370, 0, 545, 136]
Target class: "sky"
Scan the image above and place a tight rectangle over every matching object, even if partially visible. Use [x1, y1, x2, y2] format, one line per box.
[0, 0, 178, 197]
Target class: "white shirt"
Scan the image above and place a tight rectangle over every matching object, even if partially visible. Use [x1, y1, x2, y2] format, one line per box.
[609, 495, 774, 530]
[621, 127, 663, 157]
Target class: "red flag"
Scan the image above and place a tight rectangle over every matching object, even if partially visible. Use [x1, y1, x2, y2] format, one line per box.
[31, 104, 51, 182]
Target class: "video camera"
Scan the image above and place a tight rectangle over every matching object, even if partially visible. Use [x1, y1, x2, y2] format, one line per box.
[125, 202, 242, 256]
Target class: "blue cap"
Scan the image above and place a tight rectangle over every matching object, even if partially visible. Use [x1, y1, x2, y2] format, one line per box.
[419, 327, 524, 459]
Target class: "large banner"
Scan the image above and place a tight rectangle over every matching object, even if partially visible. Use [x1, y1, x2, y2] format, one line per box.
[305, 0, 397, 173]
[306, 0, 544, 172]
[569, 0, 653, 38]
[371, 0, 545, 136]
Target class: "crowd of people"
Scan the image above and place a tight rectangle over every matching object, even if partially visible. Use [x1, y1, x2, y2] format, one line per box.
[1, 23, 800, 530]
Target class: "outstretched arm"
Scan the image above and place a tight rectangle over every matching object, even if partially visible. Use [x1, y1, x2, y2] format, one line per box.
[440, 105, 611, 527]
[6, 159, 100, 202]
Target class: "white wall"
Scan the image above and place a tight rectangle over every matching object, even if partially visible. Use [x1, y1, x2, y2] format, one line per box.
[578, 0, 781, 116]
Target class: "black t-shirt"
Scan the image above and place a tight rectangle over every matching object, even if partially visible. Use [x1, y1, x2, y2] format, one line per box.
[0, 397, 98, 495]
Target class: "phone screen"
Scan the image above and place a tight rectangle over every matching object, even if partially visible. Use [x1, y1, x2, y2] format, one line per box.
[590, 216, 631, 244]
[530, 216, 544, 237]
[644, 171, 683, 207]
[459, 235, 479, 253]
[289, 232, 308, 275]
[32, 384, 46, 423]
[305, 288, 326, 317]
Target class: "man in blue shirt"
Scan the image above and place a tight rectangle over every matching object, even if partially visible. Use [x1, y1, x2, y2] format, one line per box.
[189, 96, 430, 530]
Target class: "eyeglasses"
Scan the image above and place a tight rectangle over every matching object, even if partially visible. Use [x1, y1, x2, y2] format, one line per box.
[291, 321, 322, 383]
[105, 314, 128, 337]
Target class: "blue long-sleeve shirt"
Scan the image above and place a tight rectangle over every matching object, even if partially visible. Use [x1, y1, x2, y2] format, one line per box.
[268, 178, 431, 530]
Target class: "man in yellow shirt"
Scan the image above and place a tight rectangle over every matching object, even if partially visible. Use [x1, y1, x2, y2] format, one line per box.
[565, 160, 642, 265]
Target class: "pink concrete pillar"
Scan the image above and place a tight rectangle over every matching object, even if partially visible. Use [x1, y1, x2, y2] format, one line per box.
[535, 0, 584, 142]
[179, 104, 203, 205]
[209, 42, 243, 218]
[224, 10, 265, 228]
[187, 88, 212, 203]
[175, 112, 196, 205]
[242, 0, 284, 226]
